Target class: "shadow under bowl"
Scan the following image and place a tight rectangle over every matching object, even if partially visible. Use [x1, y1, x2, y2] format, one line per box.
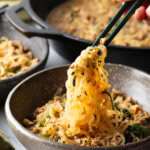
[5, 64, 150, 150]
[0, 17, 49, 104]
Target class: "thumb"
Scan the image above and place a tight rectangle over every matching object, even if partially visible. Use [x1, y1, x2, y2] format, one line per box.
[146, 5, 150, 19]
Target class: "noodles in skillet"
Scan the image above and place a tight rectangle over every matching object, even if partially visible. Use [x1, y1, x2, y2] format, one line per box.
[47, 0, 150, 47]
[24, 45, 150, 146]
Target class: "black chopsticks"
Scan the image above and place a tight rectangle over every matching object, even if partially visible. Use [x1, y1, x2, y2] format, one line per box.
[92, 0, 144, 47]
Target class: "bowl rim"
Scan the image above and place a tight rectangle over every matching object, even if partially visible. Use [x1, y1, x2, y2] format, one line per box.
[0, 38, 49, 83]
[5, 64, 150, 150]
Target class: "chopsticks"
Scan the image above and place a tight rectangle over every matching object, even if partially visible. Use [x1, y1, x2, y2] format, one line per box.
[92, 0, 144, 47]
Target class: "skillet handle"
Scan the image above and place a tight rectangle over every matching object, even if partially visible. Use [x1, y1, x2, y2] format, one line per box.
[5, 0, 63, 39]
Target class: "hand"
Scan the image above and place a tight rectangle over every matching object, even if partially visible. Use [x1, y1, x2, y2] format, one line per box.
[117, 0, 150, 23]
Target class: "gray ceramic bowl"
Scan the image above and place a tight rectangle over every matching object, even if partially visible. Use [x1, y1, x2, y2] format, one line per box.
[5, 64, 150, 150]
[0, 17, 49, 104]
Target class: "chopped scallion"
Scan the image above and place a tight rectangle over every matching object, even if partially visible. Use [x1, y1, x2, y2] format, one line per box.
[102, 91, 114, 110]
[39, 122, 44, 127]
[128, 123, 149, 135]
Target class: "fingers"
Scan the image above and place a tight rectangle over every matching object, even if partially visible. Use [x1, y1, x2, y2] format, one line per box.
[117, 0, 150, 23]
[144, 5, 150, 24]
[134, 5, 150, 22]
[146, 5, 150, 19]
[134, 6, 146, 21]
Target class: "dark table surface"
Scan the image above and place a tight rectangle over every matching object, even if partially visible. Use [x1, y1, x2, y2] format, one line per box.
[0, 42, 70, 150]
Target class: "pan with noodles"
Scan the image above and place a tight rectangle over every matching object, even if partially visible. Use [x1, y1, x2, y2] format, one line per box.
[47, 0, 150, 47]
[6, 0, 150, 72]
[22, 45, 150, 147]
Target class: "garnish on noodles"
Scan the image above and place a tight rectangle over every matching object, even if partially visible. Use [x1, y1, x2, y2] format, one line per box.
[24, 45, 150, 146]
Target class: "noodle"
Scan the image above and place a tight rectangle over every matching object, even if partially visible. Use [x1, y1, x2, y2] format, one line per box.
[0, 37, 39, 79]
[24, 45, 150, 146]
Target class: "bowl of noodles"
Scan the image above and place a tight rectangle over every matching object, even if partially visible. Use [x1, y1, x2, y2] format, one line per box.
[0, 17, 49, 104]
[5, 44, 150, 150]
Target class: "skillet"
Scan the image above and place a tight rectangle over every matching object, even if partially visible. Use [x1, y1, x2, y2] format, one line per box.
[5, 0, 150, 72]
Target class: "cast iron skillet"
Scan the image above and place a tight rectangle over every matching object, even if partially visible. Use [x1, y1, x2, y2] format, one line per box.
[5, 0, 150, 72]
[0, 16, 49, 104]
[5, 64, 150, 150]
